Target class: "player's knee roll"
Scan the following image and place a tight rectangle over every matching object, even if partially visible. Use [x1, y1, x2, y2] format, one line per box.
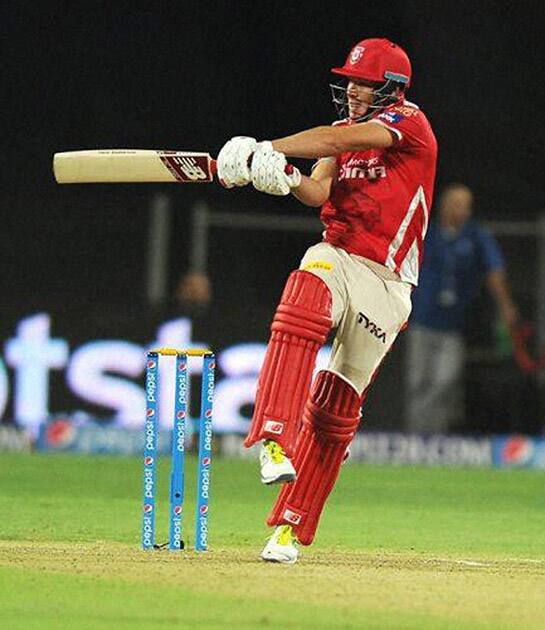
[271, 271, 333, 343]
[303, 370, 362, 443]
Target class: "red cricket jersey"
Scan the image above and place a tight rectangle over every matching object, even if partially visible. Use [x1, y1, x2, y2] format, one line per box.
[320, 100, 438, 285]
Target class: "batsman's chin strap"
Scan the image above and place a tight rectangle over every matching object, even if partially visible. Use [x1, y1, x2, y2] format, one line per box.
[509, 321, 545, 374]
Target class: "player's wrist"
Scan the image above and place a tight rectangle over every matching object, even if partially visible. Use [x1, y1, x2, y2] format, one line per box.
[255, 140, 274, 153]
[284, 164, 302, 189]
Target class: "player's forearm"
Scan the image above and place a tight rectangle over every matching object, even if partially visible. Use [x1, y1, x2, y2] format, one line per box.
[272, 126, 349, 158]
[291, 174, 330, 207]
[272, 122, 392, 158]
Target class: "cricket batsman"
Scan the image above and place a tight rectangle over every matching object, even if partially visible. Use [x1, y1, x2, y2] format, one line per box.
[217, 38, 438, 563]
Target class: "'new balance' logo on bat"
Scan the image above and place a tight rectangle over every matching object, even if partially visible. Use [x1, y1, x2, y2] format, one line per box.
[173, 156, 208, 180]
[160, 154, 210, 182]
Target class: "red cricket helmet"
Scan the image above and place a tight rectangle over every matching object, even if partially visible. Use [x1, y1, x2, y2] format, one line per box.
[331, 38, 412, 87]
[330, 38, 412, 121]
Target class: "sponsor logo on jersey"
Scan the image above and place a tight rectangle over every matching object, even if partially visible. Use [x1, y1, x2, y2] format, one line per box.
[303, 261, 334, 272]
[357, 311, 387, 344]
[378, 111, 405, 124]
[339, 158, 387, 182]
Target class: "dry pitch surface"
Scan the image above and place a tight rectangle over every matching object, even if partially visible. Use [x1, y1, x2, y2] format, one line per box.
[1, 453, 544, 628]
[2, 542, 544, 629]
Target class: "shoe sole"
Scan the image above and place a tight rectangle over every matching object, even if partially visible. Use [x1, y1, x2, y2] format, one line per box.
[261, 472, 296, 485]
[261, 554, 298, 565]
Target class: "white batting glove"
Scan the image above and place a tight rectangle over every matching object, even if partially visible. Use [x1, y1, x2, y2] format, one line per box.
[251, 142, 302, 196]
[217, 136, 257, 188]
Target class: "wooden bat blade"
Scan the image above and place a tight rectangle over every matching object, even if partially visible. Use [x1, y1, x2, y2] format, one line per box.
[53, 149, 216, 184]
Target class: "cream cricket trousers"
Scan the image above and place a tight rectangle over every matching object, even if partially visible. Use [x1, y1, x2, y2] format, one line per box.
[300, 243, 412, 395]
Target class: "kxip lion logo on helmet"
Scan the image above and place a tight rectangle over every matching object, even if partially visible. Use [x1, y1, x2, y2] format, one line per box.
[350, 46, 365, 64]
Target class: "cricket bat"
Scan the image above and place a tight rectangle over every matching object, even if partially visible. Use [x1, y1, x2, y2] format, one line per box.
[53, 149, 217, 184]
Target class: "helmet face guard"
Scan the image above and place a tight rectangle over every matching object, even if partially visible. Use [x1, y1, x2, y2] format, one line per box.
[330, 74, 407, 122]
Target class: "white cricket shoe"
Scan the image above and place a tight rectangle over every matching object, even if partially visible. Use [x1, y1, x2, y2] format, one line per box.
[259, 439, 296, 485]
[261, 525, 299, 564]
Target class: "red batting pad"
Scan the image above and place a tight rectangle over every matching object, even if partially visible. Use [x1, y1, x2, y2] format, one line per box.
[245, 271, 332, 456]
[267, 370, 362, 545]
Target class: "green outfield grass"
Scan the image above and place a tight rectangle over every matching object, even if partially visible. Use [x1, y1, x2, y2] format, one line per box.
[0, 452, 544, 628]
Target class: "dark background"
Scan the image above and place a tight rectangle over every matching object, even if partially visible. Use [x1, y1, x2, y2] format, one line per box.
[2, 1, 544, 431]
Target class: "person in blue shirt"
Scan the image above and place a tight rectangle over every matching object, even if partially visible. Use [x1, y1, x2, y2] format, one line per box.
[406, 183, 518, 432]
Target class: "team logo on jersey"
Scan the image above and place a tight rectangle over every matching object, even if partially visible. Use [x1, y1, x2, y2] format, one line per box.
[350, 46, 365, 64]
[357, 312, 387, 344]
